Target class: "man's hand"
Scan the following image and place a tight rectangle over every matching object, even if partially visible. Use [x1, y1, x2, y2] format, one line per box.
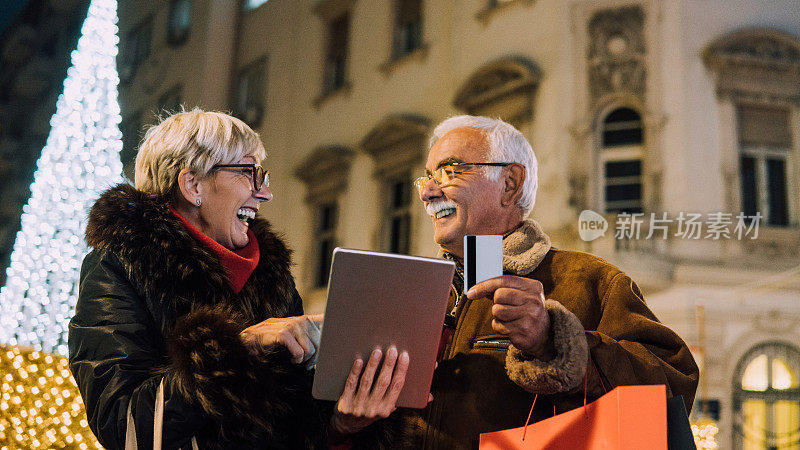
[331, 347, 416, 436]
[239, 314, 323, 364]
[467, 275, 554, 359]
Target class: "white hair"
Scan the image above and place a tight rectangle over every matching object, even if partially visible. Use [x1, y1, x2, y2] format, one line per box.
[430, 115, 538, 216]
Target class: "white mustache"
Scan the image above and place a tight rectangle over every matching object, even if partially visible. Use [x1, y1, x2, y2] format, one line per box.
[426, 200, 457, 216]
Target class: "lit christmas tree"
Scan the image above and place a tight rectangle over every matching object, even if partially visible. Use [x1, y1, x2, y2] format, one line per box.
[0, 0, 123, 357]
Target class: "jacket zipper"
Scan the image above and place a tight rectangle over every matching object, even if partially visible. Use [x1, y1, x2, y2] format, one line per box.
[473, 337, 511, 349]
[474, 338, 511, 344]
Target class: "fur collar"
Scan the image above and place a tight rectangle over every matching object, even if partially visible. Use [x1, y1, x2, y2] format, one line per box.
[85, 184, 296, 330]
[503, 219, 552, 276]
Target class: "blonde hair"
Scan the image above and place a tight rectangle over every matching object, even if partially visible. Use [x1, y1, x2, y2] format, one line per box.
[134, 108, 267, 197]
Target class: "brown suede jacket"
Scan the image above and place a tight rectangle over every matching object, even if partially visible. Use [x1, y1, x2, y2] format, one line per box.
[387, 219, 699, 450]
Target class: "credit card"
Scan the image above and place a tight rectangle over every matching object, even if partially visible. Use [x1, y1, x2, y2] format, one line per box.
[463, 235, 503, 294]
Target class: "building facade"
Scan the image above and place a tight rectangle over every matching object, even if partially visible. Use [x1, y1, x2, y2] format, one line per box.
[113, 0, 800, 448]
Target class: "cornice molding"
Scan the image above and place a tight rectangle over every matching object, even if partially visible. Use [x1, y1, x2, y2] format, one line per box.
[452, 56, 541, 124]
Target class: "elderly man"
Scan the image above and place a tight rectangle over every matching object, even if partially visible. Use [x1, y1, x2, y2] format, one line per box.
[387, 115, 699, 449]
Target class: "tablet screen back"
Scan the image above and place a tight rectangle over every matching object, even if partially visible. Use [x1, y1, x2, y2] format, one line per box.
[312, 248, 455, 408]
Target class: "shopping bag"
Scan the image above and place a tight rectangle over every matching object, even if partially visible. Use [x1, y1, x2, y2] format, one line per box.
[479, 384, 668, 449]
[667, 395, 697, 450]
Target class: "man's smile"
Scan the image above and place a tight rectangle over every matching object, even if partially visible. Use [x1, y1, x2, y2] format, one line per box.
[426, 200, 457, 219]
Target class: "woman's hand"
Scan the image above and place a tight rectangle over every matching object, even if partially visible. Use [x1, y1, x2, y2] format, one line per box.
[239, 314, 323, 364]
[330, 347, 412, 436]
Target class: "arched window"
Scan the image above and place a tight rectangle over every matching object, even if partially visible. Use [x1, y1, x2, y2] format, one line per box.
[733, 343, 800, 450]
[600, 107, 643, 214]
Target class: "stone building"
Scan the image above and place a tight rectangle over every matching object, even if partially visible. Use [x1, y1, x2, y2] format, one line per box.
[4, 0, 799, 448]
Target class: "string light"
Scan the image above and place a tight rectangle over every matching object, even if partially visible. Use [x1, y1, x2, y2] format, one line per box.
[0, 345, 101, 449]
[692, 418, 720, 449]
[0, 0, 123, 355]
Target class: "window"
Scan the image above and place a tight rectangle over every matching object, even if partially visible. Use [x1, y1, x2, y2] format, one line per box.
[738, 105, 791, 227]
[704, 29, 800, 229]
[361, 115, 430, 256]
[158, 85, 182, 115]
[234, 58, 266, 127]
[314, 203, 338, 288]
[733, 343, 800, 450]
[167, 0, 192, 45]
[600, 107, 643, 214]
[384, 174, 413, 254]
[243, 0, 269, 11]
[393, 0, 422, 58]
[323, 13, 350, 94]
[119, 17, 153, 81]
[294, 145, 355, 290]
[120, 112, 143, 180]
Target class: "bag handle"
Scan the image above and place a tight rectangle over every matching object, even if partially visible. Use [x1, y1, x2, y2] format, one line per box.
[125, 397, 137, 450]
[126, 378, 199, 450]
[519, 356, 609, 441]
[521, 394, 539, 441]
[583, 357, 608, 409]
[154, 379, 164, 450]
[590, 357, 608, 394]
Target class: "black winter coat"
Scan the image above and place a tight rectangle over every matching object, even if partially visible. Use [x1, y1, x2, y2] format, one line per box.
[68, 185, 326, 449]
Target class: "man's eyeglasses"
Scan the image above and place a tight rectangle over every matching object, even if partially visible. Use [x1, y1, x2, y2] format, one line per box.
[212, 164, 269, 191]
[413, 162, 511, 192]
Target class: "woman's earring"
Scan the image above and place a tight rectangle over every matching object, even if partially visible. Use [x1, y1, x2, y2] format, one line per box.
[196, 199, 201, 206]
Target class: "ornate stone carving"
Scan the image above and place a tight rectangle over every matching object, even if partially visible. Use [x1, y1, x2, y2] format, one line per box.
[295, 145, 355, 202]
[475, 0, 537, 24]
[361, 114, 429, 156]
[361, 114, 429, 176]
[453, 56, 541, 125]
[703, 28, 800, 102]
[706, 30, 800, 68]
[588, 6, 646, 103]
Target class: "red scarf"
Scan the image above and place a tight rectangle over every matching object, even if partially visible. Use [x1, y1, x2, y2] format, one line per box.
[169, 207, 260, 293]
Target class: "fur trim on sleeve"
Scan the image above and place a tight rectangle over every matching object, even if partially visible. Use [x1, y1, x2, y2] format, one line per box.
[166, 305, 319, 444]
[505, 300, 588, 394]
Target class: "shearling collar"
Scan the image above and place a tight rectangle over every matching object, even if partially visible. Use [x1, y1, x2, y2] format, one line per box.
[84, 184, 296, 328]
[503, 219, 552, 276]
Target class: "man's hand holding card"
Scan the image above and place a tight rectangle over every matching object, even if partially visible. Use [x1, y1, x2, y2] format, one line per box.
[463, 235, 554, 360]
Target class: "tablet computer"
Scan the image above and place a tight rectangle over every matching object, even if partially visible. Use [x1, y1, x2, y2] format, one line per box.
[312, 248, 455, 408]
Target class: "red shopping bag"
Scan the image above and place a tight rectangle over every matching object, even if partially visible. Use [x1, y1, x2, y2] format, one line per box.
[479, 384, 668, 449]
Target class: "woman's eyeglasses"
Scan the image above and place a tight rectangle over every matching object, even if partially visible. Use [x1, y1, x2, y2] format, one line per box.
[413, 162, 511, 193]
[212, 164, 269, 191]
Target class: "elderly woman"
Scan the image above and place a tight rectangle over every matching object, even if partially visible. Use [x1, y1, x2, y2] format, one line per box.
[68, 110, 405, 449]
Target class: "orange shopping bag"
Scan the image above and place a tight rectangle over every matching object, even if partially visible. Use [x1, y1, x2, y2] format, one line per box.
[479, 384, 668, 449]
